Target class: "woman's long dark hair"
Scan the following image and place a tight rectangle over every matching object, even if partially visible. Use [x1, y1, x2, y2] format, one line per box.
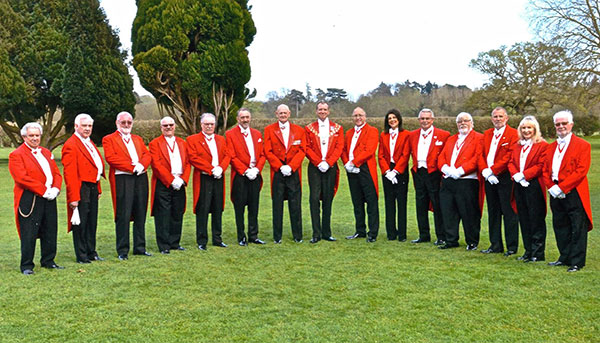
[383, 109, 404, 132]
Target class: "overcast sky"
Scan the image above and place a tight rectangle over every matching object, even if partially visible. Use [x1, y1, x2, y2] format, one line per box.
[99, 0, 534, 101]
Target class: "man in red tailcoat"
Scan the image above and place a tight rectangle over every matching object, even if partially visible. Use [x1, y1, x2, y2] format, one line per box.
[9, 122, 64, 274]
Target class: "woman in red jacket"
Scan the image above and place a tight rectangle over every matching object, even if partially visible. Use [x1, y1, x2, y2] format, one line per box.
[378, 109, 411, 241]
[508, 115, 548, 262]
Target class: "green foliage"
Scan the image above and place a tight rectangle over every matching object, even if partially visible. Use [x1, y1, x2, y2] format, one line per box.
[132, 0, 255, 135]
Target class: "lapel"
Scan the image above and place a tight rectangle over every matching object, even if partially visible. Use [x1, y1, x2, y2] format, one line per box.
[427, 128, 437, 155]
[199, 134, 212, 155]
[114, 131, 132, 160]
[23, 145, 45, 174]
[355, 124, 368, 149]
[160, 136, 172, 164]
[274, 123, 285, 149]
[456, 131, 473, 161]
[560, 136, 576, 172]
[287, 125, 295, 153]
[237, 127, 251, 158]
[382, 132, 391, 157]
[75, 136, 96, 166]
[326, 121, 340, 153]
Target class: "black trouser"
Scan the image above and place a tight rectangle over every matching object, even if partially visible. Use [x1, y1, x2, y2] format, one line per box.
[514, 178, 546, 260]
[195, 174, 224, 246]
[72, 182, 99, 262]
[232, 173, 262, 242]
[153, 180, 186, 251]
[18, 190, 57, 271]
[412, 168, 444, 241]
[382, 164, 408, 240]
[272, 170, 303, 241]
[308, 163, 337, 239]
[550, 189, 589, 267]
[347, 164, 379, 239]
[115, 173, 148, 256]
[439, 178, 480, 246]
[484, 171, 519, 252]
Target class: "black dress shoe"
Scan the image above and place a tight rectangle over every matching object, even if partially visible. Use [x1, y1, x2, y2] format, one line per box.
[434, 239, 446, 246]
[466, 244, 478, 251]
[43, 264, 65, 269]
[548, 261, 564, 266]
[323, 236, 337, 241]
[398, 238, 407, 242]
[198, 244, 207, 251]
[22, 269, 34, 275]
[93, 256, 105, 261]
[438, 244, 458, 249]
[366, 237, 376, 243]
[481, 248, 501, 254]
[160, 250, 170, 254]
[309, 237, 320, 244]
[273, 240, 282, 244]
[239, 240, 248, 246]
[567, 265, 581, 272]
[411, 238, 431, 243]
[134, 251, 153, 256]
[118, 255, 128, 261]
[251, 239, 266, 244]
[503, 250, 516, 257]
[173, 246, 186, 251]
[213, 242, 228, 248]
[517, 255, 530, 261]
[77, 260, 92, 264]
[525, 257, 544, 263]
[346, 233, 365, 240]
[294, 239, 303, 243]
[387, 237, 397, 241]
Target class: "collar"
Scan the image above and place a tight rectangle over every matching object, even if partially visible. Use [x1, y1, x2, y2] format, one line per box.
[355, 124, 366, 132]
[520, 139, 532, 146]
[24, 142, 41, 153]
[318, 118, 329, 127]
[75, 132, 90, 143]
[279, 121, 289, 130]
[420, 127, 433, 136]
[494, 126, 506, 137]
[164, 135, 176, 143]
[203, 133, 215, 140]
[557, 132, 572, 145]
[389, 128, 399, 135]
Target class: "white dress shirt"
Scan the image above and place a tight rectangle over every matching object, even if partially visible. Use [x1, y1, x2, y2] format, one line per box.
[75, 132, 103, 181]
[165, 136, 183, 176]
[417, 127, 434, 169]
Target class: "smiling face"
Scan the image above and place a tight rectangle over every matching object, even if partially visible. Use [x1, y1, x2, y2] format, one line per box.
[160, 118, 176, 137]
[352, 107, 367, 126]
[76, 118, 93, 139]
[387, 113, 399, 130]
[23, 127, 41, 149]
[491, 108, 508, 130]
[275, 105, 290, 124]
[554, 114, 573, 138]
[201, 116, 216, 135]
[116, 112, 133, 135]
[520, 123, 535, 140]
[418, 111, 434, 130]
[237, 110, 252, 129]
[316, 103, 330, 121]
[456, 114, 473, 135]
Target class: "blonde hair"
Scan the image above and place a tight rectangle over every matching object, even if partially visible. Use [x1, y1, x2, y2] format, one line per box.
[518, 115, 544, 143]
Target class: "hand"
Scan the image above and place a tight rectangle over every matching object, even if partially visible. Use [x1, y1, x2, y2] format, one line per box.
[212, 166, 223, 179]
[48, 187, 60, 200]
[385, 170, 397, 183]
[318, 161, 329, 173]
[519, 179, 530, 188]
[42, 187, 54, 200]
[71, 207, 81, 225]
[441, 164, 453, 178]
[280, 165, 292, 176]
[557, 192, 566, 199]
[245, 168, 258, 180]
[171, 177, 184, 190]
[133, 163, 145, 175]
[548, 184, 563, 198]
[487, 175, 499, 185]
[512, 172, 525, 183]
[351, 167, 361, 174]
[481, 168, 493, 180]
[69, 201, 79, 209]
[344, 161, 355, 173]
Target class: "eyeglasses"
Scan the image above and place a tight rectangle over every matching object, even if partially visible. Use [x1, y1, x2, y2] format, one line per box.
[119, 120, 132, 126]
[419, 117, 433, 121]
[161, 123, 174, 128]
[202, 122, 215, 126]
[456, 119, 471, 124]
[554, 121, 570, 127]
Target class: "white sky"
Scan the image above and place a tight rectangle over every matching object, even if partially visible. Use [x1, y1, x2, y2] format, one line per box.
[99, 0, 534, 101]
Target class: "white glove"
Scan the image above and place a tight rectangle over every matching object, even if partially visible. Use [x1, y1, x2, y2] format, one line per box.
[481, 168, 493, 180]
[344, 161, 355, 173]
[441, 164, 452, 178]
[557, 192, 566, 199]
[512, 172, 525, 183]
[133, 163, 145, 175]
[548, 184, 563, 199]
[351, 166, 361, 174]
[71, 207, 81, 225]
[455, 167, 465, 178]
[318, 161, 329, 173]
[171, 177, 184, 190]
[212, 166, 223, 179]
[385, 170, 398, 184]
[487, 175, 500, 185]
[519, 179, 530, 188]
[245, 168, 259, 180]
[43, 187, 60, 200]
[280, 165, 292, 176]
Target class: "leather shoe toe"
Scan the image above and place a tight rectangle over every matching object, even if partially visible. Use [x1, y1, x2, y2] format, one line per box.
[213, 242, 228, 248]
[135, 251, 152, 257]
[273, 240, 282, 244]
[294, 239, 303, 243]
[309, 238, 320, 244]
[77, 260, 92, 264]
[22, 269, 34, 275]
[118, 255, 128, 261]
[481, 248, 500, 254]
[160, 250, 170, 254]
[44, 264, 65, 269]
[434, 239, 446, 246]
[411, 238, 431, 243]
[466, 244, 478, 251]
[548, 261, 564, 266]
[346, 233, 364, 240]
[503, 250, 516, 257]
[567, 265, 581, 272]
[251, 239, 266, 245]
[239, 240, 248, 246]
[93, 256, 105, 261]
[174, 246, 186, 251]
[366, 237, 376, 243]
[198, 245, 207, 251]
[323, 236, 337, 241]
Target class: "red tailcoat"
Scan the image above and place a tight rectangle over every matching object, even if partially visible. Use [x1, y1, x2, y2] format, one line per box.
[304, 120, 344, 196]
[62, 134, 105, 232]
[225, 126, 266, 201]
[187, 133, 230, 213]
[341, 124, 379, 196]
[378, 130, 410, 174]
[148, 135, 191, 216]
[263, 122, 306, 194]
[438, 130, 485, 211]
[507, 141, 549, 214]
[479, 125, 519, 175]
[542, 135, 593, 230]
[102, 131, 152, 219]
[408, 127, 451, 173]
[9, 144, 62, 236]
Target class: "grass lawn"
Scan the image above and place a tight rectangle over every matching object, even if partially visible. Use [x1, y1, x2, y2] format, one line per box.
[0, 138, 598, 342]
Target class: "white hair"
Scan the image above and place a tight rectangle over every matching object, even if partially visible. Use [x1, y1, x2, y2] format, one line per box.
[200, 113, 216, 123]
[553, 110, 574, 124]
[75, 113, 94, 125]
[20, 122, 43, 136]
[418, 108, 435, 118]
[160, 116, 175, 125]
[116, 111, 133, 121]
[276, 104, 290, 112]
[456, 112, 473, 123]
